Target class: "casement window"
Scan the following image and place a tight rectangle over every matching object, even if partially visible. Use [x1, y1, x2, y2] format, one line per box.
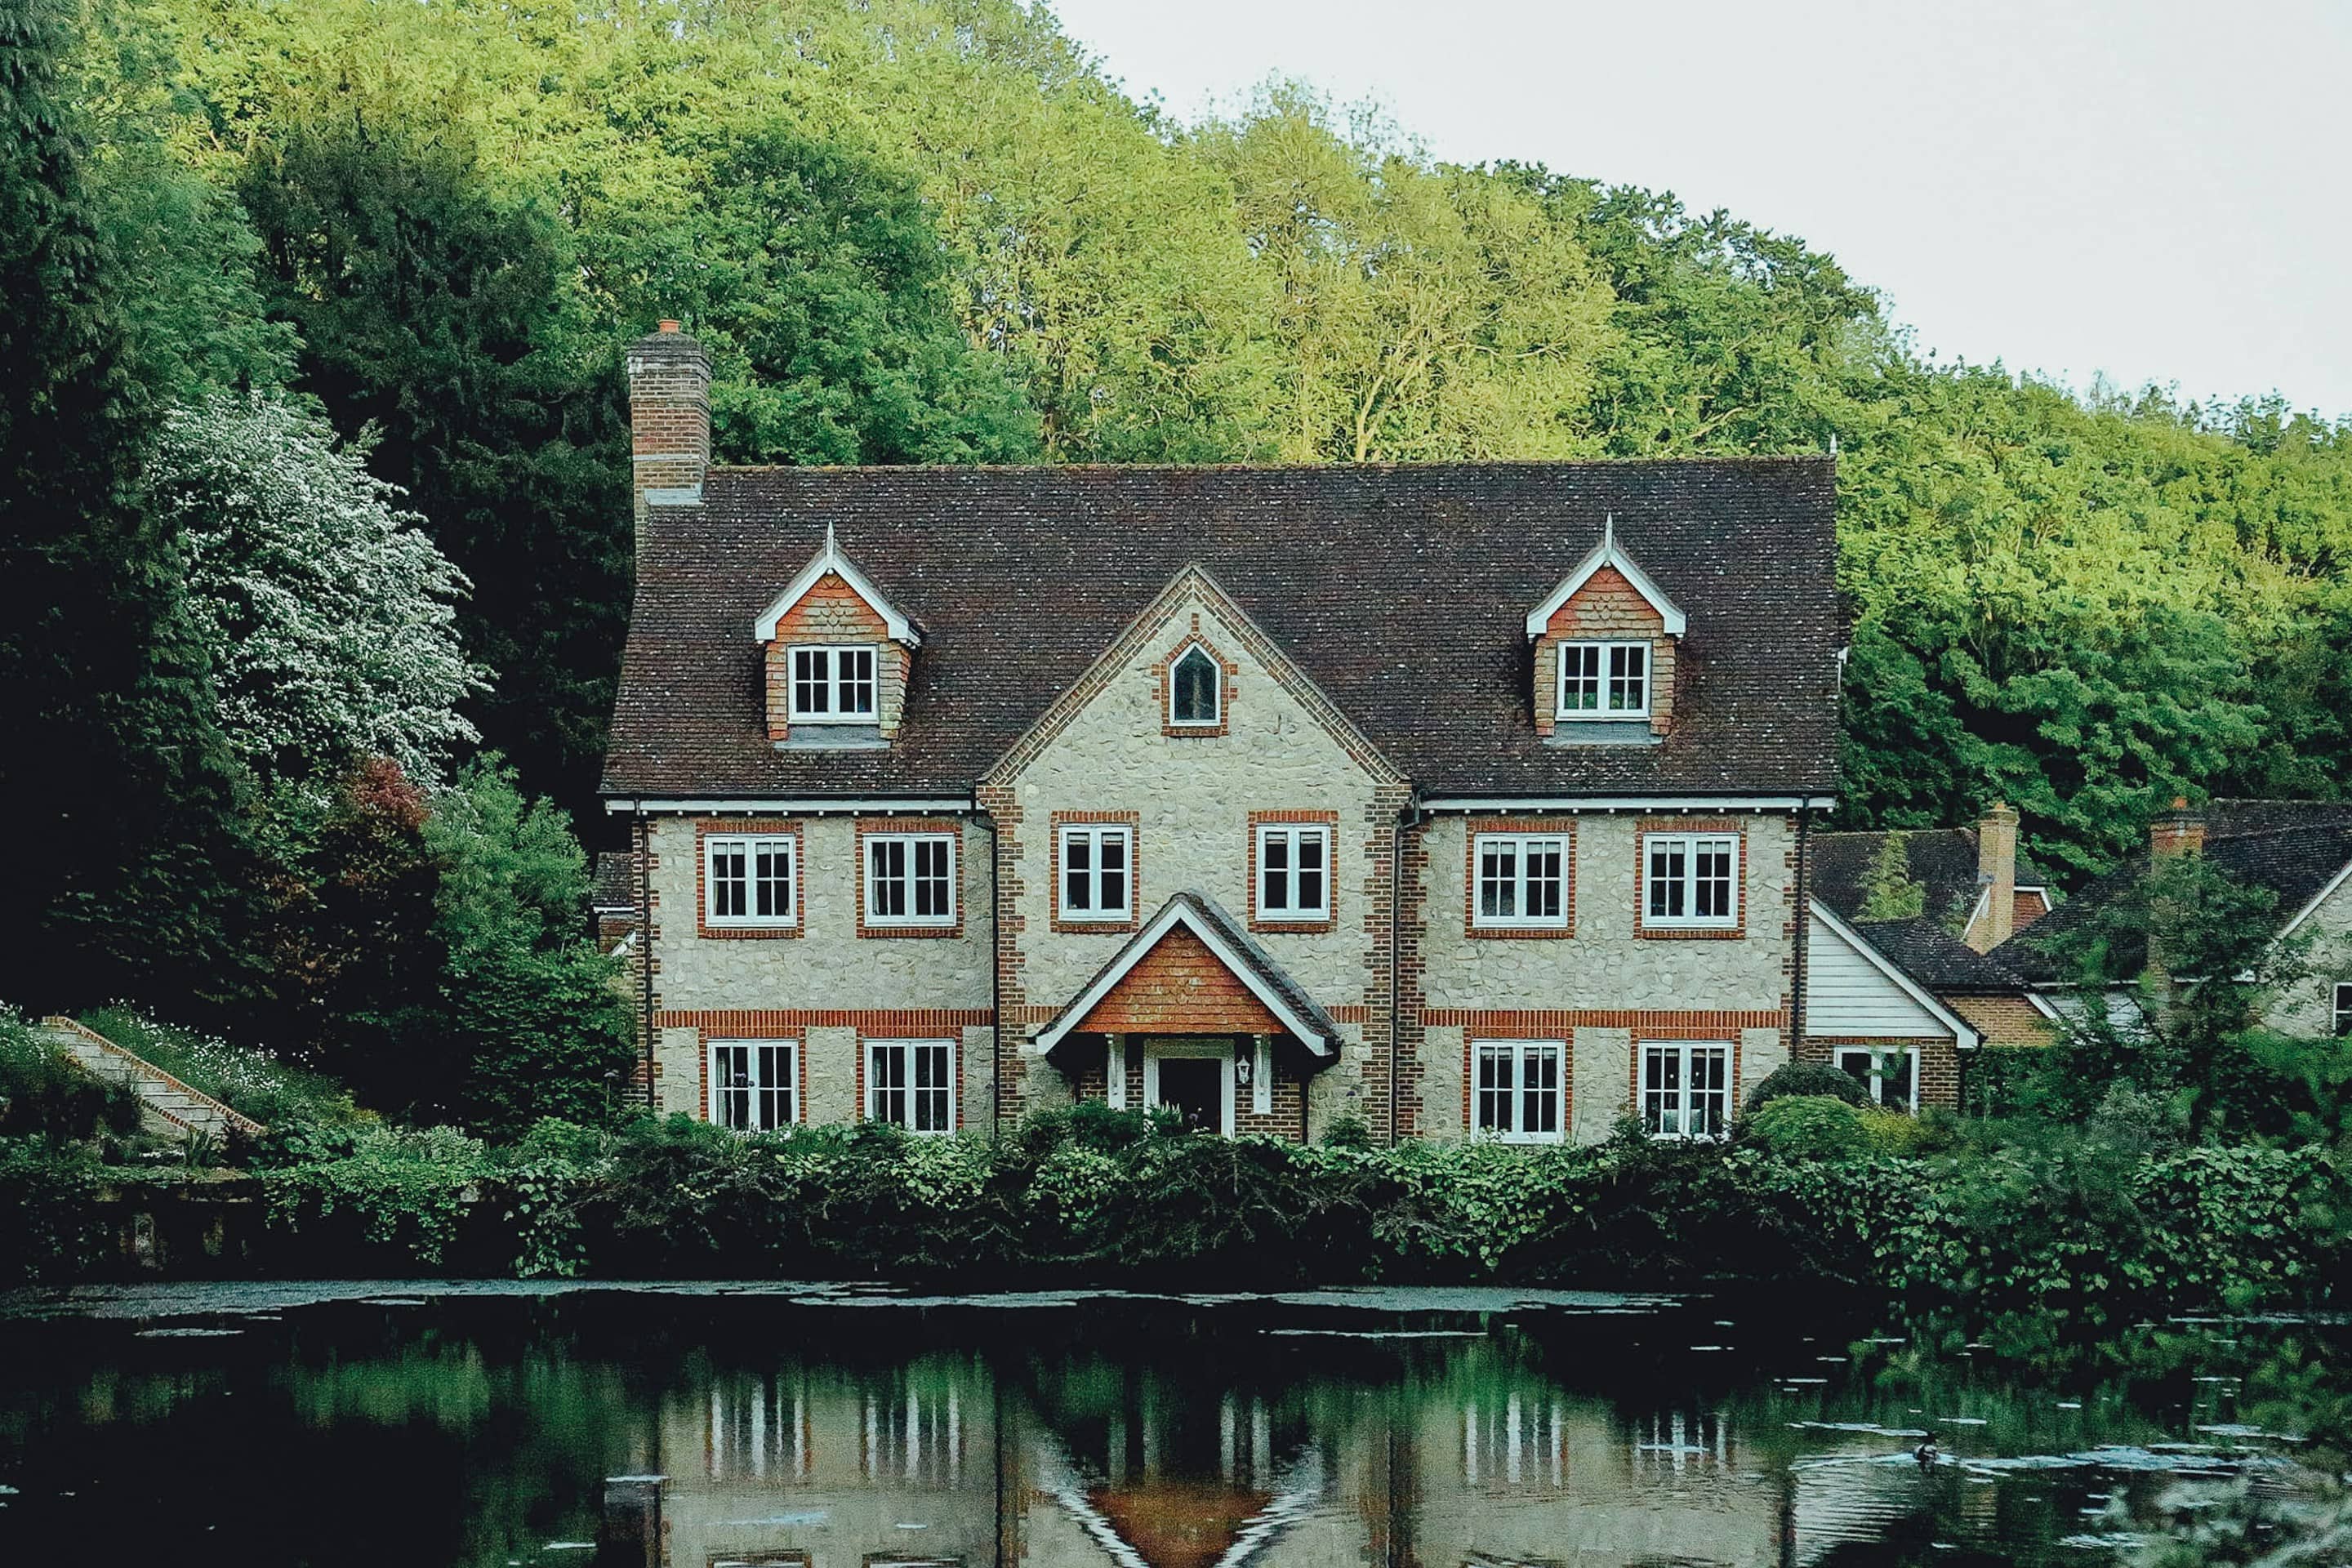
[866, 1038, 956, 1134]
[1644, 833, 1740, 928]
[1473, 834, 1569, 929]
[2335, 983, 2352, 1037]
[706, 835, 796, 927]
[709, 1039, 796, 1131]
[788, 644, 877, 723]
[1169, 646, 1221, 727]
[1836, 1046, 1917, 1112]
[865, 832, 956, 928]
[1642, 1041, 1731, 1138]
[1058, 824, 1134, 922]
[1558, 640, 1650, 719]
[1256, 823, 1332, 920]
[1472, 1040, 1565, 1143]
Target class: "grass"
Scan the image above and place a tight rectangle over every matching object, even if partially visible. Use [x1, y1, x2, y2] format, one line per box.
[78, 1008, 359, 1128]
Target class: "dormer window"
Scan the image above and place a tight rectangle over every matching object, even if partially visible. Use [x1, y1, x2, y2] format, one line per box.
[1169, 647, 1220, 727]
[1558, 641, 1649, 719]
[790, 645, 876, 723]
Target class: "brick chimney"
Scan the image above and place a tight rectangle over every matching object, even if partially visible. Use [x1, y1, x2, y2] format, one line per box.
[2149, 797, 2206, 859]
[1971, 802, 2020, 952]
[626, 320, 710, 525]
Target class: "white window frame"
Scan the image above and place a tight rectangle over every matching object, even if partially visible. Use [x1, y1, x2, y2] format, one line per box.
[1835, 1045, 1919, 1111]
[2334, 982, 2352, 1038]
[1142, 1039, 1233, 1134]
[707, 1038, 798, 1132]
[1643, 832, 1740, 929]
[1058, 823, 1134, 924]
[705, 834, 798, 929]
[1557, 639, 1650, 719]
[866, 1038, 956, 1134]
[1472, 833, 1570, 930]
[864, 832, 956, 929]
[1471, 1039, 1566, 1144]
[1168, 646, 1222, 728]
[787, 644, 879, 724]
[1642, 1040, 1731, 1140]
[1255, 822, 1333, 921]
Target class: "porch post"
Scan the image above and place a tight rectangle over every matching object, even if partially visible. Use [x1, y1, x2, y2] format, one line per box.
[1106, 1034, 1127, 1109]
[1252, 1033, 1273, 1116]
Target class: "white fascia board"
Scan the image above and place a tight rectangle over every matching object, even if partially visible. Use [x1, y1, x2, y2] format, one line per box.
[752, 539, 919, 646]
[2278, 858, 2352, 940]
[1423, 795, 1834, 813]
[1807, 898, 1982, 1051]
[604, 796, 973, 815]
[1522, 519, 1688, 639]
[1029, 900, 1334, 1058]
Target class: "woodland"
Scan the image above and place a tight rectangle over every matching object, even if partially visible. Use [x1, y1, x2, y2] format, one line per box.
[6, 0, 2352, 1105]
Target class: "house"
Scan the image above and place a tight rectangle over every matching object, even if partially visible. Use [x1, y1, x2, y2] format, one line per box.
[2007, 799, 2352, 1036]
[600, 323, 1845, 1145]
[1798, 806, 2056, 1108]
[590, 850, 639, 956]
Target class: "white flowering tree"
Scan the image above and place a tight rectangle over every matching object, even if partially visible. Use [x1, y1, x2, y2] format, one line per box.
[151, 394, 484, 786]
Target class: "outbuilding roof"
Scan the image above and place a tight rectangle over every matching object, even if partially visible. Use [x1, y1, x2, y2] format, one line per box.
[602, 461, 1842, 803]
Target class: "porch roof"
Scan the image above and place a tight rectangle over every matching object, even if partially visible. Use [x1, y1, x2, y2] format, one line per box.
[1027, 892, 1342, 1057]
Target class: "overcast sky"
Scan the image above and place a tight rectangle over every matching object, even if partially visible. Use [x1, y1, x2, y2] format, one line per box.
[1049, 0, 2352, 421]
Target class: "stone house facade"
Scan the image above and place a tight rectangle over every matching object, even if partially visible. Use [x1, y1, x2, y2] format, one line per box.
[602, 324, 1845, 1144]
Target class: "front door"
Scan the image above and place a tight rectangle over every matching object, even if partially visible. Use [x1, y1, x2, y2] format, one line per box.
[1153, 1056, 1225, 1134]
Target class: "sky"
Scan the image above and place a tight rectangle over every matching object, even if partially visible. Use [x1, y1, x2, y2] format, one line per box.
[1049, 0, 2352, 421]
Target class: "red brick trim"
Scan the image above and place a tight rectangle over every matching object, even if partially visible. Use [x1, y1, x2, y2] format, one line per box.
[1048, 810, 1143, 934]
[657, 1009, 992, 1031]
[1156, 615, 1238, 738]
[1247, 809, 1342, 933]
[1461, 816, 1576, 939]
[693, 1030, 808, 1129]
[1633, 818, 1748, 940]
[694, 819, 804, 939]
[853, 817, 966, 938]
[1422, 1008, 1783, 1031]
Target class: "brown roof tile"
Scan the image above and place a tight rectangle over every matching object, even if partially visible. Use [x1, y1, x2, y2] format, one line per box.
[602, 461, 1842, 801]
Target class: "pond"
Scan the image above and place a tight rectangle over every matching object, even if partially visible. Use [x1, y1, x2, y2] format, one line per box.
[0, 1282, 2335, 1566]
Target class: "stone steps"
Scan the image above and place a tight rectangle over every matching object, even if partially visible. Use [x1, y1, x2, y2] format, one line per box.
[36, 1018, 267, 1145]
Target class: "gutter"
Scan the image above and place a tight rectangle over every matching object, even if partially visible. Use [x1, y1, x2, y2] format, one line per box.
[603, 795, 973, 816]
[1391, 797, 1425, 1147]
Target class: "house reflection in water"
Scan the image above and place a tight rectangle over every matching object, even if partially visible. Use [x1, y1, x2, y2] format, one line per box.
[617, 1342, 1789, 1568]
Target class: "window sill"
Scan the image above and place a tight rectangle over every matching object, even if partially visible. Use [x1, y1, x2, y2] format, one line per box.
[1250, 912, 1335, 934]
[777, 725, 888, 751]
[858, 920, 964, 939]
[1468, 920, 1574, 939]
[699, 921, 802, 940]
[1544, 720, 1660, 747]
[1637, 921, 1744, 939]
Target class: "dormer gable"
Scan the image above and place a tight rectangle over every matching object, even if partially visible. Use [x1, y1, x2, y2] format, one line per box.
[755, 525, 918, 744]
[1526, 517, 1686, 741]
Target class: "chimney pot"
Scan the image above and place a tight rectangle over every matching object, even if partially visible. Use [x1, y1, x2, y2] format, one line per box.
[657, 319, 680, 334]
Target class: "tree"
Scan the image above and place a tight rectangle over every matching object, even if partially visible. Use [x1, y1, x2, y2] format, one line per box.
[0, 0, 259, 1013]
[152, 393, 483, 788]
[1855, 833, 1927, 924]
[238, 104, 631, 825]
[424, 761, 633, 1137]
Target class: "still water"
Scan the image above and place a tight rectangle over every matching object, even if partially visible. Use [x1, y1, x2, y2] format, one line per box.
[0, 1283, 2330, 1566]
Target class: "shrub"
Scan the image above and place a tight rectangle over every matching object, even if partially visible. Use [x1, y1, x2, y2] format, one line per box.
[1745, 1095, 1871, 1160]
[0, 1013, 141, 1142]
[1744, 1060, 1869, 1112]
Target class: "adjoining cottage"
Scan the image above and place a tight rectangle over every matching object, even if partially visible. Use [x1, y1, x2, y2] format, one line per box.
[2007, 800, 2352, 1036]
[600, 323, 1845, 1144]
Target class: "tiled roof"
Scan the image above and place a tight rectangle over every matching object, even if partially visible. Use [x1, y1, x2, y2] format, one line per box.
[590, 851, 636, 913]
[2007, 800, 2352, 982]
[1812, 827, 1985, 928]
[1851, 916, 2032, 995]
[602, 461, 1842, 801]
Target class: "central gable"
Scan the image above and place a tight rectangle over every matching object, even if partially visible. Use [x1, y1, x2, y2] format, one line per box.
[982, 564, 1402, 791]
